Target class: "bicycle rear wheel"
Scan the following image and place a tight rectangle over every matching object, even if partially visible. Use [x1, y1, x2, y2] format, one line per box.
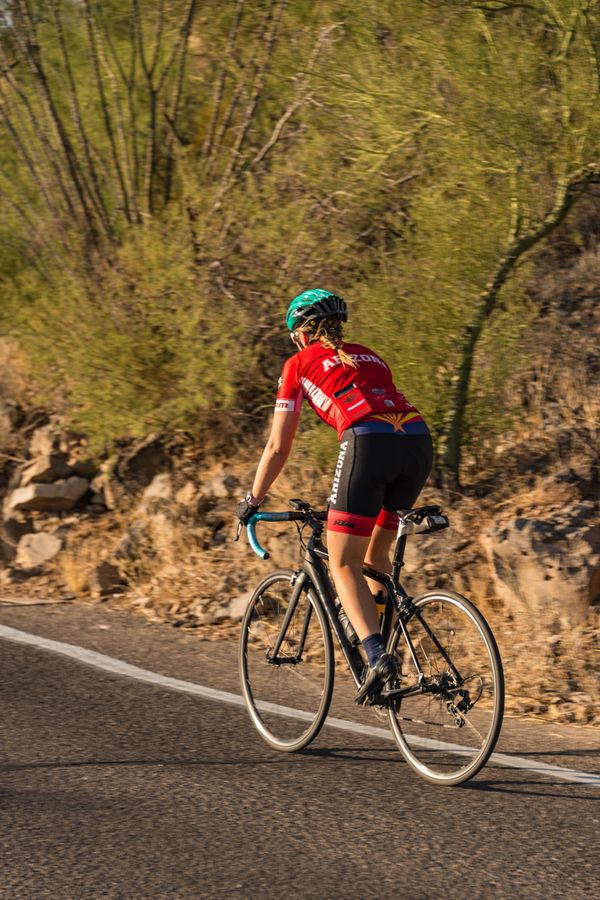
[387, 590, 504, 785]
[239, 569, 334, 752]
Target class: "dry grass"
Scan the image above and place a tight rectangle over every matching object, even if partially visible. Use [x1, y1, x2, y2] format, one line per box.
[492, 609, 600, 724]
[60, 550, 94, 595]
[57, 511, 128, 595]
[0, 339, 30, 456]
[0, 338, 31, 405]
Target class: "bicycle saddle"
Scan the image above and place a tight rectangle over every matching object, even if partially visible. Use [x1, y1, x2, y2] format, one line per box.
[396, 506, 449, 534]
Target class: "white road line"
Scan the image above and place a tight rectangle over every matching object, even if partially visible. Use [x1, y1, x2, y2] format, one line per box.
[1, 623, 599, 787]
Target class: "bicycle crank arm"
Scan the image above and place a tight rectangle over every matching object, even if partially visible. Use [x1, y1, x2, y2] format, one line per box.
[383, 683, 427, 700]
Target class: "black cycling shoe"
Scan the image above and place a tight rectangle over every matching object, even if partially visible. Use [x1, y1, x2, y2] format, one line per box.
[354, 653, 398, 705]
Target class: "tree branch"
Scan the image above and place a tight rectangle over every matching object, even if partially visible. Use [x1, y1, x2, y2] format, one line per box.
[162, 0, 197, 207]
[84, 0, 133, 225]
[250, 24, 338, 168]
[443, 164, 599, 486]
[52, 1, 113, 237]
[202, 0, 244, 161]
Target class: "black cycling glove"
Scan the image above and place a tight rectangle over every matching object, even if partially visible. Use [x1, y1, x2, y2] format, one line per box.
[236, 494, 261, 527]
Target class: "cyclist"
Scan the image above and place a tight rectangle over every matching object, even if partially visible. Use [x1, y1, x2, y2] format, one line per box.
[236, 289, 433, 703]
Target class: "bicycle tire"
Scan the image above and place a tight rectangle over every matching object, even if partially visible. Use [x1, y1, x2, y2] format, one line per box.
[387, 589, 504, 785]
[239, 569, 334, 752]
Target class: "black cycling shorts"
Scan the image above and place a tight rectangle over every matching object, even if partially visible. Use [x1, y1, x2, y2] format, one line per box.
[327, 430, 433, 537]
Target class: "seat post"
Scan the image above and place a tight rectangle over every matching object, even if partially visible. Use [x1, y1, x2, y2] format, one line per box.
[392, 533, 408, 584]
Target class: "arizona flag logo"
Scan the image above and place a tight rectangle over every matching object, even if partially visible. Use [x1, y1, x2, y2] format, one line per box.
[375, 411, 422, 432]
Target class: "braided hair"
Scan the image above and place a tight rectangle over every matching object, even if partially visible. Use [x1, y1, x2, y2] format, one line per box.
[297, 317, 358, 369]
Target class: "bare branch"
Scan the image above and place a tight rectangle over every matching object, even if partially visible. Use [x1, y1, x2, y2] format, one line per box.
[163, 0, 198, 206]
[162, 110, 202, 265]
[11, 1, 106, 244]
[132, 0, 151, 80]
[0, 93, 60, 222]
[92, 10, 141, 223]
[52, 1, 113, 237]
[202, 0, 244, 160]
[83, 0, 133, 224]
[225, 0, 287, 181]
[211, 0, 287, 214]
[149, 0, 166, 78]
[250, 24, 339, 167]
[2, 10, 84, 221]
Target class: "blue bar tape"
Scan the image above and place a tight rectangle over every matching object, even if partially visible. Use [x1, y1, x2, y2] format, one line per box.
[246, 511, 294, 559]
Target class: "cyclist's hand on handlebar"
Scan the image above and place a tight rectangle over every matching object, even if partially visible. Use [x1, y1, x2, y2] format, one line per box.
[236, 493, 261, 527]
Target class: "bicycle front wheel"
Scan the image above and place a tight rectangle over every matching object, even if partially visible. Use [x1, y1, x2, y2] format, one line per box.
[388, 590, 504, 785]
[239, 569, 334, 752]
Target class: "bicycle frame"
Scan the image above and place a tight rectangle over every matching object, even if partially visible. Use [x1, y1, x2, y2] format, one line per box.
[306, 529, 461, 703]
[241, 502, 503, 783]
[247, 506, 464, 703]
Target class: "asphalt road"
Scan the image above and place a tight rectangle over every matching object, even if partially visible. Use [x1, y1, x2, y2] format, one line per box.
[1, 600, 599, 899]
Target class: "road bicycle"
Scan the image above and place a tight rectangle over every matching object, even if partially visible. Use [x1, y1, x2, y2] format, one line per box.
[238, 499, 504, 786]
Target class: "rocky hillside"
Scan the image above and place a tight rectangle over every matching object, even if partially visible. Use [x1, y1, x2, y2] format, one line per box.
[0, 402, 598, 725]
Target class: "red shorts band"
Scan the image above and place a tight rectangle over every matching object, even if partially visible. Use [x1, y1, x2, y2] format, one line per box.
[327, 509, 377, 537]
[376, 508, 399, 531]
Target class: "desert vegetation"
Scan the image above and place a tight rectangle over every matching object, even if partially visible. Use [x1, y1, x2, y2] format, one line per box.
[0, 2, 598, 722]
[0, 1, 597, 470]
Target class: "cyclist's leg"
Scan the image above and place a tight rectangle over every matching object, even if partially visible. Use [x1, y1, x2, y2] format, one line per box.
[364, 434, 433, 594]
[326, 529, 379, 641]
[364, 523, 395, 595]
[327, 429, 385, 641]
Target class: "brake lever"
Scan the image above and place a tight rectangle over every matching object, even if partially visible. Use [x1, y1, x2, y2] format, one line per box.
[234, 521, 243, 542]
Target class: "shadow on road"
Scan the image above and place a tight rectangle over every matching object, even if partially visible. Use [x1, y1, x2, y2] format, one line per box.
[0, 756, 292, 772]
[497, 748, 600, 759]
[458, 776, 598, 801]
[2, 749, 598, 801]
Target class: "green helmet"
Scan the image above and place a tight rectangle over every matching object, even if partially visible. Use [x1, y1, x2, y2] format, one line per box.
[285, 289, 347, 332]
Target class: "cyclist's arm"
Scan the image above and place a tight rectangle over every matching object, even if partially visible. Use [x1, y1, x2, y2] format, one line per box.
[250, 409, 300, 504]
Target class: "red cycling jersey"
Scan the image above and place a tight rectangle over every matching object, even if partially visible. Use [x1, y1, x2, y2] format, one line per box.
[275, 341, 424, 439]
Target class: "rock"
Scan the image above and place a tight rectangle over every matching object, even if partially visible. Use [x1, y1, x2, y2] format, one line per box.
[68, 458, 98, 479]
[141, 473, 172, 504]
[481, 506, 600, 629]
[0, 516, 35, 563]
[205, 508, 227, 531]
[6, 476, 90, 512]
[227, 592, 252, 621]
[29, 424, 58, 458]
[201, 473, 238, 500]
[0, 398, 25, 431]
[89, 561, 128, 596]
[16, 532, 62, 567]
[175, 481, 197, 505]
[91, 472, 118, 510]
[114, 521, 148, 560]
[57, 428, 86, 456]
[6, 565, 44, 582]
[20, 452, 73, 487]
[117, 435, 167, 489]
[209, 607, 231, 624]
[179, 596, 232, 625]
